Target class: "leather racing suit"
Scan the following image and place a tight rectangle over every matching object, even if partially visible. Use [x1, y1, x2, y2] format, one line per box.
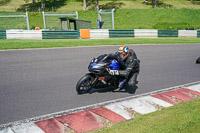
[108, 49, 140, 87]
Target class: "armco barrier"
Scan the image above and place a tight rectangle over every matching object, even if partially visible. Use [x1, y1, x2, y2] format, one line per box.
[178, 30, 197, 38]
[109, 30, 134, 38]
[0, 30, 6, 39]
[42, 30, 79, 39]
[158, 30, 178, 37]
[6, 30, 42, 39]
[1, 29, 199, 39]
[90, 29, 109, 39]
[134, 29, 157, 38]
[197, 30, 200, 38]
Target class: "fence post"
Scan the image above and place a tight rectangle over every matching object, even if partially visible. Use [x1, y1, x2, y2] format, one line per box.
[112, 8, 115, 30]
[42, 11, 46, 30]
[26, 12, 30, 30]
[76, 11, 78, 19]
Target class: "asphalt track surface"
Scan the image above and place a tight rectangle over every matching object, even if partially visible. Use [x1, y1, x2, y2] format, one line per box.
[0, 44, 200, 125]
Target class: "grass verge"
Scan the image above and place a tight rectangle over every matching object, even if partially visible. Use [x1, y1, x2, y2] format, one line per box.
[0, 38, 200, 50]
[1, 8, 200, 30]
[90, 98, 200, 133]
[30, 9, 200, 30]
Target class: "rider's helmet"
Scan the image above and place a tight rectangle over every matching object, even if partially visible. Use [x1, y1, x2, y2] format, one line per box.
[117, 46, 129, 60]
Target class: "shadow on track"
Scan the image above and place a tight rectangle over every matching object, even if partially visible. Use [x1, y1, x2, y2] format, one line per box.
[88, 85, 138, 94]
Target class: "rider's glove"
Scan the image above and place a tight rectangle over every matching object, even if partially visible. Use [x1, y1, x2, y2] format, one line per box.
[109, 70, 119, 75]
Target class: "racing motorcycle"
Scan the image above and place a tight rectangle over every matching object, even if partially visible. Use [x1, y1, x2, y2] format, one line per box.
[76, 54, 122, 94]
[196, 57, 200, 64]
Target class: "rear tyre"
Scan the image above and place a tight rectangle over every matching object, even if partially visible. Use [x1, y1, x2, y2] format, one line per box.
[196, 57, 200, 64]
[76, 74, 94, 94]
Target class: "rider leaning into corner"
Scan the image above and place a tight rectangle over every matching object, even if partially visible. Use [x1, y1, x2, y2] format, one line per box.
[108, 45, 140, 89]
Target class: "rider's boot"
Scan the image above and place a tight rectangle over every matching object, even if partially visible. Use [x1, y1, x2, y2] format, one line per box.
[118, 79, 127, 89]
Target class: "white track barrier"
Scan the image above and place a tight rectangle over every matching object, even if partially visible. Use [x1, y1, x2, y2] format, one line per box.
[90, 29, 109, 39]
[3, 29, 199, 39]
[134, 29, 158, 38]
[6, 30, 42, 39]
[178, 30, 197, 38]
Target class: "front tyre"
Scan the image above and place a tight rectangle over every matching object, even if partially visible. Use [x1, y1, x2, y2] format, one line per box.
[196, 57, 200, 64]
[76, 74, 94, 94]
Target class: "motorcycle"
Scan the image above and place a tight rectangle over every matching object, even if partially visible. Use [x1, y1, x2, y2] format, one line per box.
[196, 57, 200, 64]
[76, 54, 122, 94]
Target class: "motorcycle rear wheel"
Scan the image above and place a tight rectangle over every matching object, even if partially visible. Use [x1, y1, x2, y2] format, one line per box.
[76, 74, 94, 94]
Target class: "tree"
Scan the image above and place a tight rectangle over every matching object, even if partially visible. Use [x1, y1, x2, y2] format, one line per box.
[41, 0, 45, 10]
[96, 0, 99, 10]
[83, 0, 99, 10]
[152, 0, 158, 8]
[144, 0, 158, 8]
[83, 0, 86, 10]
[24, 0, 36, 4]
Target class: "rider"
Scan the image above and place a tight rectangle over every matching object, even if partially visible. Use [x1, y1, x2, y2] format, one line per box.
[108, 46, 140, 89]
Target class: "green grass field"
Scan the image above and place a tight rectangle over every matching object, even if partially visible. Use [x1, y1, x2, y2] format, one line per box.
[1, 0, 200, 29]
[90, 98, 200, 133]
[0, 38, 200, 50]
[1, 8, 200, 30]
[114, 9, 200, 29]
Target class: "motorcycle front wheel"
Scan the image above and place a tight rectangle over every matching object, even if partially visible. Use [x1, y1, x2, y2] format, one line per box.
[76, 74, 94, 94]
[196, 57, 200, 64]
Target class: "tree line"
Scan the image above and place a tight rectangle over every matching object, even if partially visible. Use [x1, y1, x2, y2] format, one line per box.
[21, 0, 200, 11]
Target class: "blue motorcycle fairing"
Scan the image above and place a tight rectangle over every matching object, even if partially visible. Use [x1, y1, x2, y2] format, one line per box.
[108, 59, 119, 70]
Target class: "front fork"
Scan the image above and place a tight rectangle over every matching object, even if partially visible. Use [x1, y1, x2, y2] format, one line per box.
[85, 73, 98, 88]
